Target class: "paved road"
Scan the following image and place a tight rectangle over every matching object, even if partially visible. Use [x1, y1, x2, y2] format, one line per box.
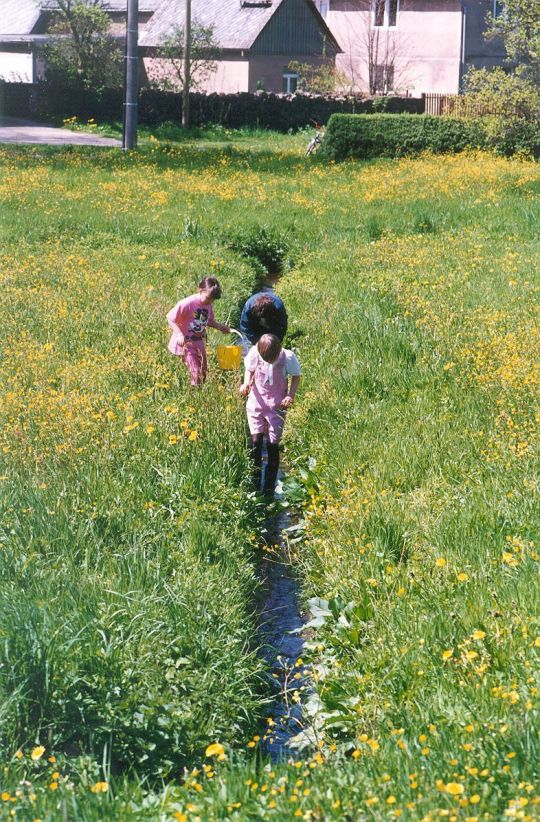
[0, 117, 121, 146]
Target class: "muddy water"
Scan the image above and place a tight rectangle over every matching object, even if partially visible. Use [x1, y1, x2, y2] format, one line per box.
[258, 505, 309, 760]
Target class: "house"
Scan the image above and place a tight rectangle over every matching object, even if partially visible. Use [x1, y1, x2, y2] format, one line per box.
[0, 0, 159, 83]
[314, 0, 506, 95]
[139, 0, 342, 94]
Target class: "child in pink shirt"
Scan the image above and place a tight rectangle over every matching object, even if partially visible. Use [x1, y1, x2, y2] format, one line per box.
[240, 333, 301, 498]
[167, 277, 230, 386]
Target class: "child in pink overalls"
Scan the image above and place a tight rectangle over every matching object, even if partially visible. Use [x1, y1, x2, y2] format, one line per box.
[239, 333, 301, 498]
[167, 277, 230, 386]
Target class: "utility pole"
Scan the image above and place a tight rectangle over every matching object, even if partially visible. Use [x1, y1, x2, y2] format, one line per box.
[182, 0, 191, 128]
[123, 0, 139, 149]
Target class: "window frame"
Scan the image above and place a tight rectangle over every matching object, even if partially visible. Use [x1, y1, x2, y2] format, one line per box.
[492, 0, 504, 18]
[317, 0, 330, 18]
[282, 71, 299, 94]
[372, 0, 399, 28]
[373, 63, 395, 94]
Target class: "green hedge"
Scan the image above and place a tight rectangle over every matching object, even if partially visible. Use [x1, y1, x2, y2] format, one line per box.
[1, 82, 423, 131]
[322, 113, 539, 159]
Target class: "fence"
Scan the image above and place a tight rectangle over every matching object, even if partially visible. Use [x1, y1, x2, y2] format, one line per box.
[422, 93, 508, 118]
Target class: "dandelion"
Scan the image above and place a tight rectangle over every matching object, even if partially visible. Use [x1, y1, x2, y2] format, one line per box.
[457, 572, 469, 582]
[442, 649, 454, 661]
[205, 742, 225, 758]
[436, 557, 447, 567]
[472, 630, 486, 640]
[90, 782, 108, 793]
[446, 783, 465, 795]
[31, 746, 45, 761]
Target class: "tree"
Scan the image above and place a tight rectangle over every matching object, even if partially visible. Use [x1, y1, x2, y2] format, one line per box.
[462, 67, 539, 120]
[333, 0, 413, 95]
[286, 61, 347, 94]
[461, 0, 540, 122]
[486, 0, 540, 84]
[42, 0, 123, 92]
[146, 24, 220, 94]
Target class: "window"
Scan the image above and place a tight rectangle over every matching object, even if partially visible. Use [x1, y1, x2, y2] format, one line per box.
[316, 0, 330, 18]
[373, 0, 399, 27]
[374, 63, 394, 94]
[282, 71, 298, 93]
[493, 0, 504, 17]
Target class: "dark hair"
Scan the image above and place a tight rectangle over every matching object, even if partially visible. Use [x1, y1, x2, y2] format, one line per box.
[198, 276, 222, 300]
[251, 295, 281, 329]
[257, 333, 282, 363]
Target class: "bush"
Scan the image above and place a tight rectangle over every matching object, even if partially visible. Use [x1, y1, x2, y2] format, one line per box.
[227, 225, 291, 276]
[483, 116, 540, 159]
[321, 113, 539, 160]
[3, 81, 423, 131]
[322, 114, 485, 160]
[462, 67, 540, 121]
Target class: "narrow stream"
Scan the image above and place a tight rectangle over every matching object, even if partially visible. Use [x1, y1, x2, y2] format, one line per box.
[258, 482, 309, 760]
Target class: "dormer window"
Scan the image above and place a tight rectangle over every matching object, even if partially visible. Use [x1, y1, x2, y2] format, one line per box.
[373, 0, 398, 28]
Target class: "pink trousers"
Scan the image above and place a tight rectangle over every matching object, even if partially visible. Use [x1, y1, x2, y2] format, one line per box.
[183, 341, 207, 386]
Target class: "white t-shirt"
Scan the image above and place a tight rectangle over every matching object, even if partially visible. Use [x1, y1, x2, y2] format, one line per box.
[244, 346, 301, 386]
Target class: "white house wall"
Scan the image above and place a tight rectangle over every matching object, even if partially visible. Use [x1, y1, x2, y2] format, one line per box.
[320, 0, 463, 95]
[0, 50, 34, 83]
[143, 56, 250, 94]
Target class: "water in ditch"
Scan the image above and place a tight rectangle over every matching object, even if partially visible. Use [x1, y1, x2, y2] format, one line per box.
[257, 478, 310, 760]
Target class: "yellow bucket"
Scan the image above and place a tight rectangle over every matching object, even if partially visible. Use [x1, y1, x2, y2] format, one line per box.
[216, 344, 242, 370]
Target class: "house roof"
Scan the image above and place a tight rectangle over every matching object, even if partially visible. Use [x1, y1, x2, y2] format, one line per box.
[0, 0, 41, 35]
[140, 0, 290, 49]
[0, 0, 160, 36]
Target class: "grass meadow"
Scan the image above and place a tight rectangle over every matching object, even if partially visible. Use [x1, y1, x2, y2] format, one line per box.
[0, 133, 538, 820]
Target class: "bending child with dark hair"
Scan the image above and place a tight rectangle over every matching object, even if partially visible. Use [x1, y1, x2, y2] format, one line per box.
[167, 276, 229, 386]
[239, 333, 301, 498]
[240, 290, 288, 345]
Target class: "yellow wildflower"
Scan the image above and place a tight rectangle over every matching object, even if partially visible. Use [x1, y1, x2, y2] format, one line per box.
[31, 746, 45, 761]
[205, 742, 225, 758]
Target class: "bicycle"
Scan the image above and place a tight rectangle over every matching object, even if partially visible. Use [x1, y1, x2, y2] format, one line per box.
[306, 122, 324, 156]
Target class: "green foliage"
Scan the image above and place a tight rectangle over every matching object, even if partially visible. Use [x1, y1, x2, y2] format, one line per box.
[322, 113, 486, 159]
[287, 61, 347, 95]
[42, 0, 122, 94]
[322, 112, 539, 159]
[483, 115, 540, 158]
[486, 0, 540, 84]
[227, 225, 292, 277]
[462, 66, 540, 121]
